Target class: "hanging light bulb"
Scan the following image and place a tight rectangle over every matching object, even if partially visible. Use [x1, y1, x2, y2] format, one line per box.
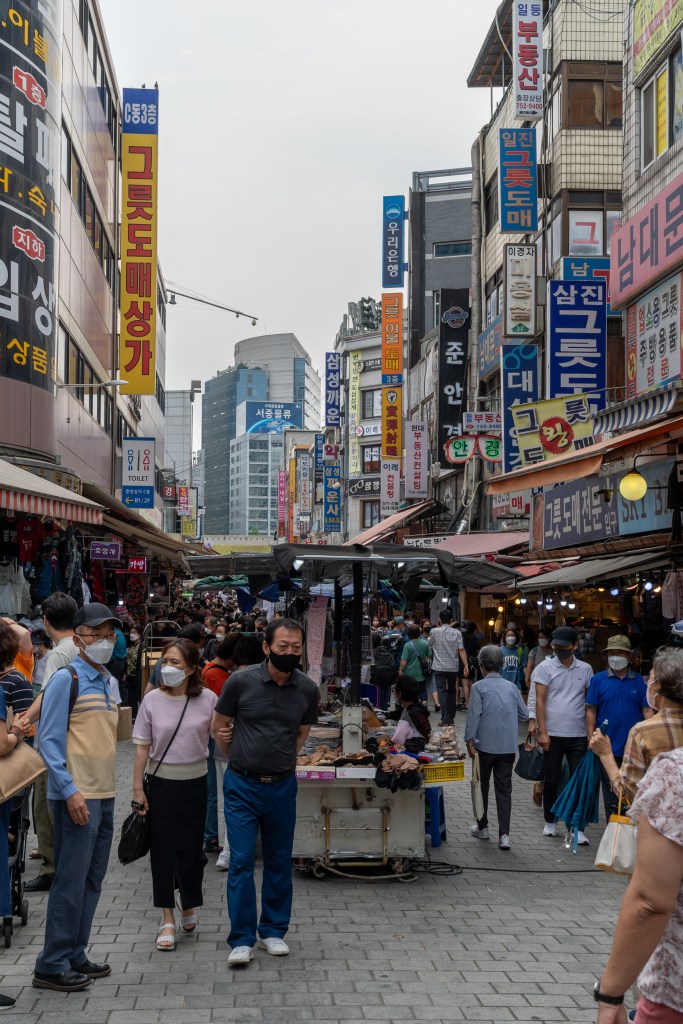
[488, 618, 495, 627]
[619, 469, 648, 501]
[560, 598, 568, 607]
[514, 597, 521, 606]
[610, 586, 620, 597]
[653, 584, 662, 594]
[536, 599, 543, 606]
[545, 601, 553, 611]
[520, 596, 528, 605]
[643, 581, 653, 591]
[568, 601, 576, 610]
[497, 605, 504, 613]
[597, 586, 605, 593]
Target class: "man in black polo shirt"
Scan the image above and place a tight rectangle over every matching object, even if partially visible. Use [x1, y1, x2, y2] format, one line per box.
[212, 618, 318, 967]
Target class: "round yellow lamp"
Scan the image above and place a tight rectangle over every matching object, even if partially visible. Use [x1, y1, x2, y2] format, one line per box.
[488, 618, 495, 627]
[619, 470, 647, 501]
[497, 604, 504, 613]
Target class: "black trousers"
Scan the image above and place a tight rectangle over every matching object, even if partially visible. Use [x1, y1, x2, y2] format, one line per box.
[542, 736, 588, 824]
[476, 750, 515, 837]
[147, 774, 208, 909]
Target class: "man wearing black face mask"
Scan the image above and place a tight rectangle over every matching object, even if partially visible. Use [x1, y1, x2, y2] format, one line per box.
[211, 618, 318, 968]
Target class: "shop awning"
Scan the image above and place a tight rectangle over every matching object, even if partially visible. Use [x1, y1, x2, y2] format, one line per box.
[593, 387, 679, 435]
[516, 550, 671, 591]
[0, 458, 103, 525]
[487, 415, 683, 495]
[343, 499, 444, 546]
[432, 531, 529, 558]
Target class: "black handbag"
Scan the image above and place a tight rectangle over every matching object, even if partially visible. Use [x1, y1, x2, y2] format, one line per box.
[514, 735, 544, 781]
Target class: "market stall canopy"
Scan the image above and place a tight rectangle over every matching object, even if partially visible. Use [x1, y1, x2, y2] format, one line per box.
[432, 531, 529, 559]
[516, 550, 671, 591]
[343, 498, 445, 546]
[0, 458, 103, 525]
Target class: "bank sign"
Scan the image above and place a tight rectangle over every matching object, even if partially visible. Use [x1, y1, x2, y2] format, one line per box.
[382, 195, 405, 289]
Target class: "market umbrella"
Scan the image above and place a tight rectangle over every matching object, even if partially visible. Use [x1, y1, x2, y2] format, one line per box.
[550, 748, 602, 853]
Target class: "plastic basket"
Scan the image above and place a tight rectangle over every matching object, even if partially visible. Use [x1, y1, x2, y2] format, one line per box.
[422, 760, 465, 783]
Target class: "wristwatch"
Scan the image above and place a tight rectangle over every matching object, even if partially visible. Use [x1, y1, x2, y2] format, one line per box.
[593, 981, 624, 1005]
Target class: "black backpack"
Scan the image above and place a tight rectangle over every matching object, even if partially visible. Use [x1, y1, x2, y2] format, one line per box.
[372, 645, 397, 687]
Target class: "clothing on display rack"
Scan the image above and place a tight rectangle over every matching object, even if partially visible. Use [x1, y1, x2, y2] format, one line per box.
[0, 562, 30, 615]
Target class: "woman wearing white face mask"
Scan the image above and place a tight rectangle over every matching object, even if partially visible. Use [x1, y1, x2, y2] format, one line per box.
[132, 638, 217, 950]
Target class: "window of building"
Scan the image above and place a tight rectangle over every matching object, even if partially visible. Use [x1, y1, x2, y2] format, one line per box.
[155, 376, 165, 414]
[362, 444, 381, 473]
[433, 241, 472, 258]
[569, 81, 604, 127]
[484, 173, 498, 234]
[361, 500, 381, 528]
[361, 389, 382, 419]
[568, 209, 604, 256]
[79, 1, 117, 150]
[56, 324, 67, 381]
[433, 292, 440, 328]
[641, 49, 683, 170]
[62, 323, 113, 436]
[63, 123, 114, 293]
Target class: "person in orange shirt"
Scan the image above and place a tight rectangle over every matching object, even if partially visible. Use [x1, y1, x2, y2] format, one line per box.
[1, 616, 34, 681]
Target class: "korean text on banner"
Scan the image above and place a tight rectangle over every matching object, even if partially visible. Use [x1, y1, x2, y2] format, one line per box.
[504, 244, 536, 337]
[0, 0, 63, 395]
[479, 314, 504, 380]
[381, 387, 403, 460]
[499, 129, 538, 233]
[437, 290, 470, 467]
[122, 437, 155, 509]
[562, 257, 614, 315]
[382, 195, 405, 289]
[511, 394, 594, 467]
[323, 462, 342, 532]
[405, 422, 428, 498]
[119, 88, 159, 396]
[177, 485, 190, 516]
[634, 0, 683, 79]
[381, 461, 400, 515]
[626, 272, 683, 397]
[381, 293, 403, 385]
[512, 2, 543, 119]
[501, 344, 539, 474]
[348, 351, 362, 475]
[325, 352, 341, 428]
[547, 281, 606, 412]
[277, 470, 286, 538]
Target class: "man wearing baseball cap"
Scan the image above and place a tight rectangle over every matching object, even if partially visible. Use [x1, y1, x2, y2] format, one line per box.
[33, 603, 121, 993]
[532, 626, 593, 841]
[586, 635, 651, 821]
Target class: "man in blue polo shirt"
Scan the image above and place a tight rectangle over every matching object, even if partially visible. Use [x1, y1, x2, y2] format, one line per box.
[585, 635, 651, 820]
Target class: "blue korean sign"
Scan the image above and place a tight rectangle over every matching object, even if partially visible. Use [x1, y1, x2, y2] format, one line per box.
[561, 257, 616, 316]
[548, 280, 607, 411]
[325, 352, 341, 428]
[122, 486, 154, 509]
[501, 344, 539, 473]
[122, 88, 159, 135]
[323, 462, 342, 532]
[499, 129, 538, 233]
[382, 195, 405, 289]
[314, 433, 324, 470]
[122, 436, 155, 509]
[242, 400, 302, 433]
[478, 313, 503, 380]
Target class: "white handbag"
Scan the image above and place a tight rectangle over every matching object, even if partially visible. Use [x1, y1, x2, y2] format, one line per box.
[594, 791, 636, 876]
[471, 753, 485, 823]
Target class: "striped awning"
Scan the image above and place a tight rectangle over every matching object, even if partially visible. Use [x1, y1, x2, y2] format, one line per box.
[594, 388, 677, 435]
[0, 459, 103, 525]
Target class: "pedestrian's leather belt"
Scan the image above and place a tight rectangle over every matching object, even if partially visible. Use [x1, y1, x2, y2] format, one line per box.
[229, 762, 293, 784]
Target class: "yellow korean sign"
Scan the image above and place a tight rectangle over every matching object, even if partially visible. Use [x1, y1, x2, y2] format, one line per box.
[634, 0, 683, 78]
[119, 89, 159, 396]
[381, 387, 403, 459]
[381, 293, 403, 385]
[511, 394, 594, 467]
[348, 350, 362, 476]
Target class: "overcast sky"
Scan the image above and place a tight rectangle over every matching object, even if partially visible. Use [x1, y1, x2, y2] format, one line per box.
[101, 0, 499, 399]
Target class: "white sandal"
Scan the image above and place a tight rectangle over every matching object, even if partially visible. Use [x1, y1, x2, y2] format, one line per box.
[180, 911, 198, 933]
[156, 922, 176, 951]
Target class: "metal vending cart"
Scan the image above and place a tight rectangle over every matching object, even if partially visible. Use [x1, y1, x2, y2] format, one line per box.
[185, 543, 520, 878]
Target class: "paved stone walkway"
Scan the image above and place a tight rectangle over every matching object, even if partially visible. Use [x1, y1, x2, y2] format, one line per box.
[1, 737, 627, 1023]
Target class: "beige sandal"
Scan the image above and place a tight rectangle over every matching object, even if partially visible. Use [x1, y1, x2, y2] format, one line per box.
[156, 922, 176, 951]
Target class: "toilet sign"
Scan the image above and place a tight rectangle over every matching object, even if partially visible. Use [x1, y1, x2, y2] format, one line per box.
[122, 437, 155, 509]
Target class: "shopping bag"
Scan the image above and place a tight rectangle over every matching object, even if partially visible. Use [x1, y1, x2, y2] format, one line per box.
[117, 810, 150, 865]
[0, 709, 46, 801]
[594, 791, 636, 875]
[514, 735, 544, 781]
[471, 753, 485, 822]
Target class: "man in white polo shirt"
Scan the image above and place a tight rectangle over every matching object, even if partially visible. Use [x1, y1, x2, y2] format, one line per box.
[532, 626, 593, 842]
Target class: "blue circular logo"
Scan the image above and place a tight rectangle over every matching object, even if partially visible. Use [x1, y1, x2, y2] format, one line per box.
[385, 203, 401, 218]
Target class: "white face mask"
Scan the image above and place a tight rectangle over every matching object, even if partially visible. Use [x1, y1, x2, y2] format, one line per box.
[160, 665, 187, 688]
[82, 638, 115, 664]
[538, 638, 549, 647]
[505, 635, 516, 646]
[130, 634, 139, 643]
[608, 655, 629, 672]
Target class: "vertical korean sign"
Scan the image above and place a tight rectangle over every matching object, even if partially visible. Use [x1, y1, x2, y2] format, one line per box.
[277, 469, 286, 538]
[324, 351, 341, 428]
[122, 437, 155, 508]
[504, 244, 536, 336]
[501, 344, 539, 473]
[512, 2, 543, 119]
[547, 281, 607, 411]
[405, 421, 428, 498]
[323, 462, 342, 533]
[381, 293, 403, 385]
[437, 290, 470, 468]
[382, 195, 405, 289]
[499, 129, 538, 233]
[381, 388, 402, 460]
[0, 0, 62, 393]
[348, 350, 362, 476]
[120, 88, 159, 396]
[380, 460, 400, 515]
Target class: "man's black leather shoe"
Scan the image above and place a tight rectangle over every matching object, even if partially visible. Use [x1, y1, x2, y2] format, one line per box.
[32, 970, 92, 991]
[73, 960, 111, 978]
[24, 875, 52, 892]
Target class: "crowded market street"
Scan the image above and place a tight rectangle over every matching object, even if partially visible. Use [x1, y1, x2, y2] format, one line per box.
[2, 738, 625, 1024]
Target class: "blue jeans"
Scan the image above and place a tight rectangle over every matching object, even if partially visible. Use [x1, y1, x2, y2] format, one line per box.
[204, 739, 218, 843]
[223, 769, 297, 948]
[0, 799, 11, 917]
[35, 798, 114, 974]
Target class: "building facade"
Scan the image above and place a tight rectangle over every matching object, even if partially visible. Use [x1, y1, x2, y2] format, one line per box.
[233, 333, 321, 430]
[229, 433, 283, 537]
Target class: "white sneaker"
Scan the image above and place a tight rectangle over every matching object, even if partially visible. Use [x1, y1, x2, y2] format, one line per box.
[228, 945, 254, 967]
[216, 848, 230, 871]
[576, 830, 590, 846]
[543, 822, 557, 837]
[498, 834, 511, 850]
[469, 824, 490, 841]
[257, 936, 289, 956]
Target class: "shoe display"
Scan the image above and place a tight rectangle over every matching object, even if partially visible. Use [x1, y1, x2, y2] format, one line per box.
[257, 936, 289, 956]
[469, 824, 490, 841]
[32, 970, 92, 992]
[576, 831, 590, 846]
[216, 848, 230, 871]
[543, 822, 557, 837]
[0, 994, 17, 1011]
[72, 960, 111, 978]
[498, 835, 511, 850]
[24, 875, 52, 892]
[228, 945, 254, 966]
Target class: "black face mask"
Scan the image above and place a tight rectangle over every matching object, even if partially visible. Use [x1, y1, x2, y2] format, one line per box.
[268, 650, 300, 674]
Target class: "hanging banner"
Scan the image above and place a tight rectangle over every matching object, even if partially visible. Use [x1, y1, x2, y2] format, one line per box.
[381, 292, 403, 385]
[323, 461, 342, 532]
[463, 411, 503, 434]
[119, 88, 159, 396]
[504, 244, 536, 336]
[348, 350, 362, 476]
[511, 394, 594, 466]
[324, 351, 341, 428]
[501, 343, 539, 473]
[443, 436, 477, 464]
[277, 469, 286, 537]
[626, 271, 683, 397]
[499, 128, 538, 233]
[547, 280, 607, 412]
[382, 195, 405, 289]
[478, 313, 504, 380]
[634, 0, 683, 79]
[437, 290, 470, 468]
[122, 437, 155, 508]
[405, 421, 428, 498]
[512, 2, 543, 119]
[0, 0, 62, 395]
[299, 452, 311, 516]
[381, 387, 402, 459]
[380, 460, 400, 515]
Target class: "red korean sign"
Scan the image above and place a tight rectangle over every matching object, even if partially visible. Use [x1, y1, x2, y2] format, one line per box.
[177, 485, 190, 516]
[128, 557, 148, 574]
[512, 3, 543, 119]
[162, 484, 176, 500]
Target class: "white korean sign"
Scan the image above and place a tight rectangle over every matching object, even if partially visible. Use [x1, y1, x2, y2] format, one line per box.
[463, 411, 503, 434]
[299, 453, 311, 515]
[380, 460, 400, 515]
[405, 421, 429, 498]
[504, 244, 536, 337]
[568, 210, 604, 257]
[122, 437, 155, 489]
[628, 272, 683, 395]
[512, 2, 543, 119]
[404, 536, 449, 548]
[492, 490, 531, 519]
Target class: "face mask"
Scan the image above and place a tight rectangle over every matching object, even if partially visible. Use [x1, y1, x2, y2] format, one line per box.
[646, 678, 660, 711]
[160, 665, 187, 688]
[608, 656, 629, 672]
[553, 646, 574, 661]
[505, 636, 516, 646]
[130, 634, 139, 643]
[268, 650, 300, 674]
[82, 638, 115, 664]
[538, 638, 549, 647]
